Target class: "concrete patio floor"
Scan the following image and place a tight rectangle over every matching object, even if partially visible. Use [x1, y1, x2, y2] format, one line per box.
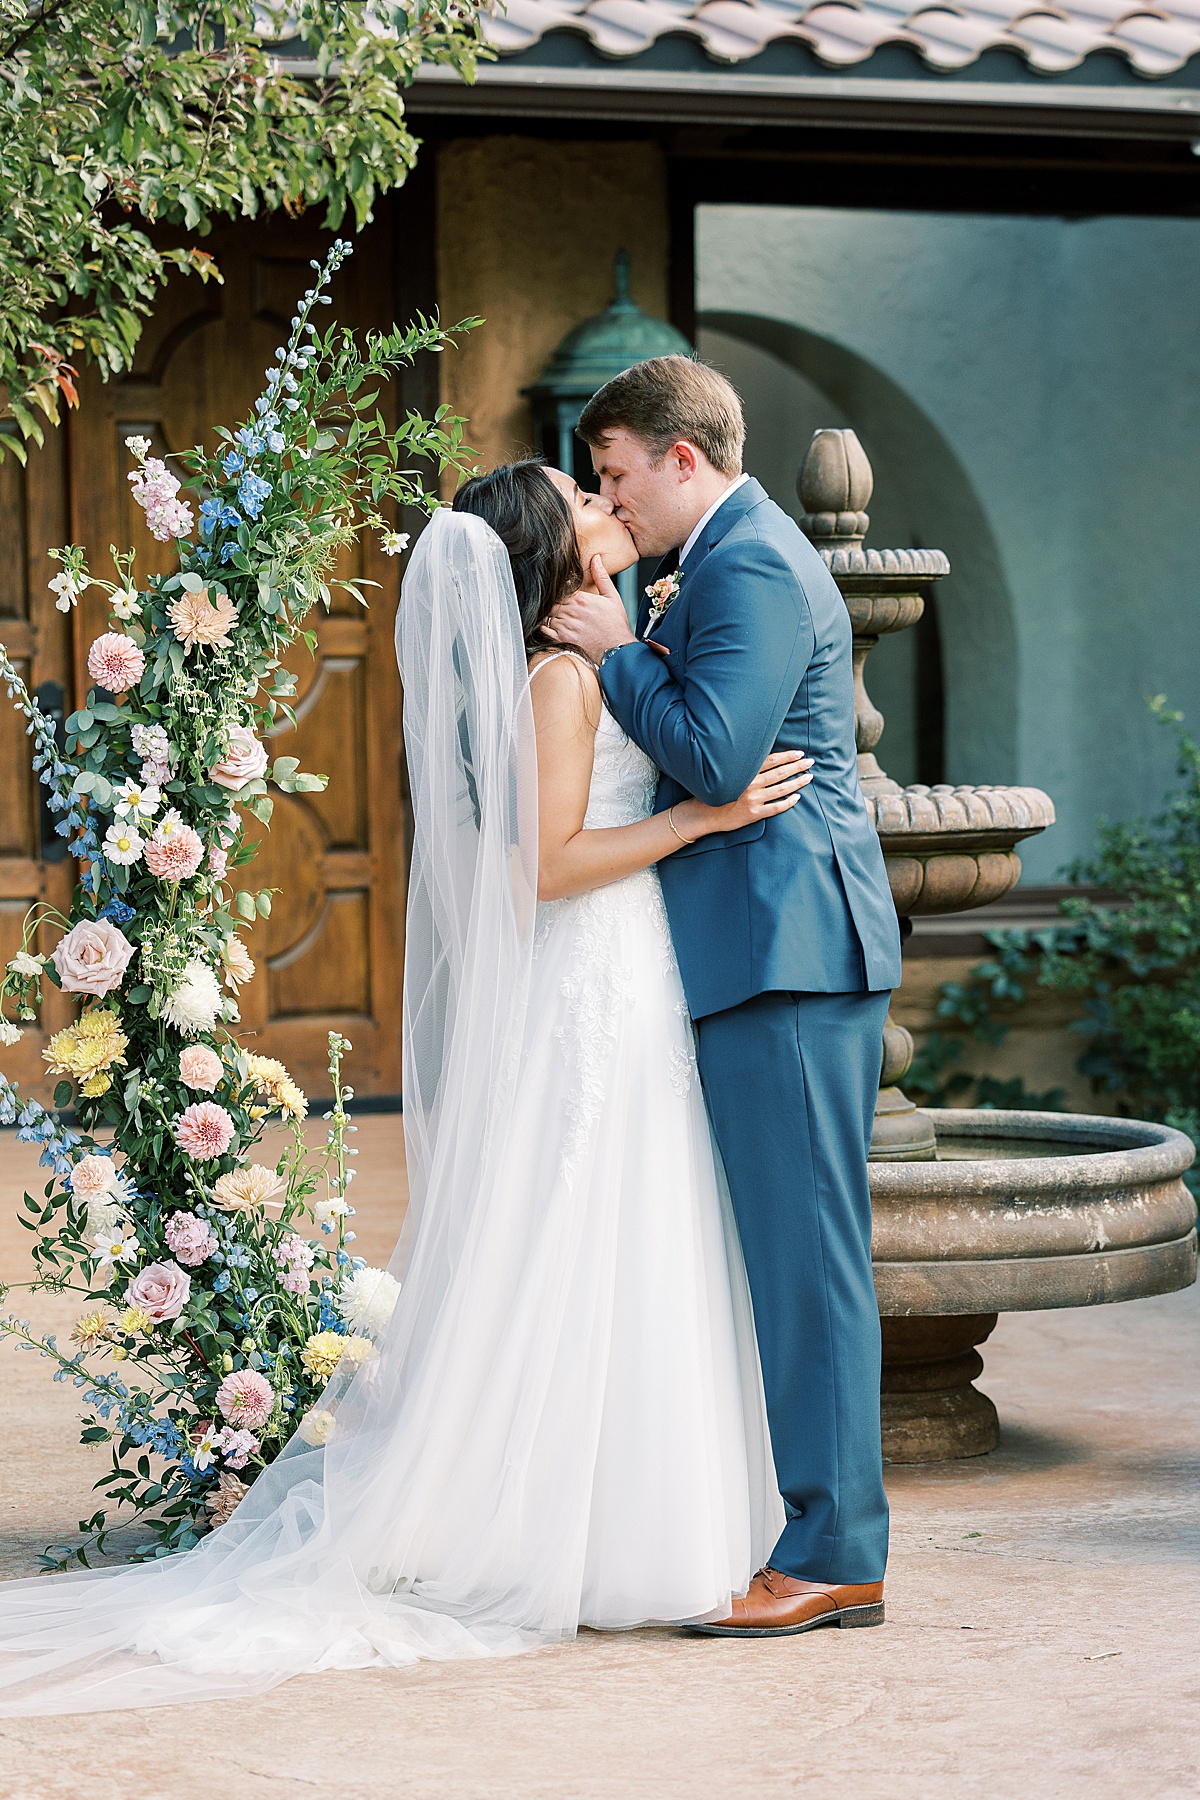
[0, 1118, 1196, 1800]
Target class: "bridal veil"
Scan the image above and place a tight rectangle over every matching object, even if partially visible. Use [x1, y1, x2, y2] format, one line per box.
[0, 511, 553, 1712]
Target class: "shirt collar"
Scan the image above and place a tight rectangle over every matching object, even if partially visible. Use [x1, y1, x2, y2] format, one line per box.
[679, 473, 750, 567]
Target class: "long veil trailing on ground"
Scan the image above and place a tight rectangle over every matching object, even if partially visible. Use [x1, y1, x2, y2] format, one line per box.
[0, 510, 550, 1714]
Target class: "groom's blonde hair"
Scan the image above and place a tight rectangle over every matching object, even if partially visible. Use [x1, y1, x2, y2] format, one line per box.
[578, 355, 745, 478]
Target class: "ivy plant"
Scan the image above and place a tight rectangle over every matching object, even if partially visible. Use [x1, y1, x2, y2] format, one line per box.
[905, 697, 1200, 1186]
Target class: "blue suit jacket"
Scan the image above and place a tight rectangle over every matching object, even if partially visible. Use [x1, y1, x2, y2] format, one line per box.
[600, 478, 902, 1019]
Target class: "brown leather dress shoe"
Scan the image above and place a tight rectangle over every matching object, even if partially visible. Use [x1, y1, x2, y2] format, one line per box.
[688, 1567, 885, 1637]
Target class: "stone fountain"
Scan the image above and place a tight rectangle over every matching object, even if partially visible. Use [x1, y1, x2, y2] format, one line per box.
[799, 428, 1198, 1462]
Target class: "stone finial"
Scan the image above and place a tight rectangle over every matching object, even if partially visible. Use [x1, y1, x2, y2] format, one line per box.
[798, 428, 873, 545]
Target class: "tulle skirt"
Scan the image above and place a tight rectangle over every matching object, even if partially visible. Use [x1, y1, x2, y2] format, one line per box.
[0, 867, 782, 1714]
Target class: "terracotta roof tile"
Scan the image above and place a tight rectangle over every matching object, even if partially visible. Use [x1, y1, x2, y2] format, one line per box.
[484, 0, 1200, 73]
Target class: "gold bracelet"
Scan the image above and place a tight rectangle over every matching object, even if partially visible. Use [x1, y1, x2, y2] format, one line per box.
[667, 805, 697, 846]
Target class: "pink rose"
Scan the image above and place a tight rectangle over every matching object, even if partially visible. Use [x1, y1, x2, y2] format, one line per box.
[210, 726, 268, 792]
[126, 1260, 191, 1323]
[179, 1045, 223, 1092]
[163, 1211, 219, 1268]
[51, 918, 136, 997]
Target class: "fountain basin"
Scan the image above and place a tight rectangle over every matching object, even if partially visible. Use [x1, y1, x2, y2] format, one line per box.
[870, 1110, 1197, 1462]
[871, 1109, 1196, 1313]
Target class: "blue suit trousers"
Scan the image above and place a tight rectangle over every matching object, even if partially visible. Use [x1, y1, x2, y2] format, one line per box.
[694, 988, 892, 1585]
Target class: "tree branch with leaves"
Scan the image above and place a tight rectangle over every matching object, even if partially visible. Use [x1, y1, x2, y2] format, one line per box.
[0, 0, 485, 461]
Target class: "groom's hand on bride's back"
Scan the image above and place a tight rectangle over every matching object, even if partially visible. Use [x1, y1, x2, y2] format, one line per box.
[547, 556, 637, 662]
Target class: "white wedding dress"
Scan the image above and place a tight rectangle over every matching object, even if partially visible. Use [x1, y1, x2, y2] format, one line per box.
[0, 514, 781, 1715]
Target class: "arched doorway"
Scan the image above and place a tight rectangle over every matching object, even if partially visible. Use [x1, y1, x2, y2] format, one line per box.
[698, 313, 1019, 794]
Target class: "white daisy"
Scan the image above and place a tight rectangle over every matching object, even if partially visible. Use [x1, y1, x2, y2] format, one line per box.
[190, 1421, 220, 1473]
[104, 822, 145, 867]
[114, 777, 161, 823]
[89, 1226, 139, 1286]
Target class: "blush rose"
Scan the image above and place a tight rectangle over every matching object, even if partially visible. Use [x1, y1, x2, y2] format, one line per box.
[125, 1260, 191, 1323]
[210, 726, 268, 791]
[51, 918, 136, 997]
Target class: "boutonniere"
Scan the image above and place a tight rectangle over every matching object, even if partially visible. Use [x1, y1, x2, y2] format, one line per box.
[644, 570, 682, 635]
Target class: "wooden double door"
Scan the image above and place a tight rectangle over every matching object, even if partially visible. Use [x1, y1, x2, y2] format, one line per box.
[1, 212, 413, 1104]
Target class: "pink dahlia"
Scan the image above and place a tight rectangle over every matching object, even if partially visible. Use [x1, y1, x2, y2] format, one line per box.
[164, 1210, 219, 1267]
[174, 1100, 235, 1161]
[214, 1367, 275, 1430]
[144, 821, 204, 882]
[207, 844, 228, 880]
[179, 1044, 223, 1092]
[86, 633, 145, 695]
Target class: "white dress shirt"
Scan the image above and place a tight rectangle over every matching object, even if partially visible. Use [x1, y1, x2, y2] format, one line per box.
[679, 472, 750, 566]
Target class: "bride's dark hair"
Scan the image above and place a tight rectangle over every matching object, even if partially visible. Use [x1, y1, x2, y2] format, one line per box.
[452, 460, 585, 659]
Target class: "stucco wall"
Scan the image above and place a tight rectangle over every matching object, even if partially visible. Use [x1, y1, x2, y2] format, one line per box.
[436, 138, 670, 476]
[698, 204, 1200, 882]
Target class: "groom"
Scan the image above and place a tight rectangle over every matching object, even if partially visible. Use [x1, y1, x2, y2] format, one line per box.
[549, 356, 902, 1637]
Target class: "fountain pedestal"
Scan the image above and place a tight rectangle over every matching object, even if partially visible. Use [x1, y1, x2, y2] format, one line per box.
[879, 1315, 999, 1463]
[798, 429, 1197, 1462]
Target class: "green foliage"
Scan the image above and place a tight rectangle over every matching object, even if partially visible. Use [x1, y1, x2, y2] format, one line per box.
[906, 697, 1200, 1173]
[0, 0, 485, 459]
[904, 933, 1068, 1112]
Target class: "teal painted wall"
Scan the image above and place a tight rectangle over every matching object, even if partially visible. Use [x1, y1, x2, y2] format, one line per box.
[696, 205, 1200, 882]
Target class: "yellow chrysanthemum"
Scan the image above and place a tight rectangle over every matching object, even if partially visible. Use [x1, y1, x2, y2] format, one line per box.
[43, 1009, 128, 1085]
[300, 1331, 373, 1383]
[70, 1310, 112, 1350]
[244, 1054, 307, 1119]
[118, 1307, 154, 1337]
[80, 1071, 113, 1098]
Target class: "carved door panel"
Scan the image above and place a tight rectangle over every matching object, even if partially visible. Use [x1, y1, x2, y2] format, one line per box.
[68, 215, 406, 1102]
[0, 434, 77, 1101]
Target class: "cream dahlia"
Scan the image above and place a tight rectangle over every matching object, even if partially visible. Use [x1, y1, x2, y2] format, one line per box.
[167, 586, 238, 650]
[219, 935, 255, 989]
[211, 1163, 282, 1212]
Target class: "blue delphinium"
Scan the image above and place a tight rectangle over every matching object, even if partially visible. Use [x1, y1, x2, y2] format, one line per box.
[237, 472, 271, 520]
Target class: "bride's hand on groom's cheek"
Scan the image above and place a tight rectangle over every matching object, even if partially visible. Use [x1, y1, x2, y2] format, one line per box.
[546, 556, 636, 661]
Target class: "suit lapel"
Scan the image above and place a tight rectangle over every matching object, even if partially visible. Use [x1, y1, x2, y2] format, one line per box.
[640, 547, 679, 641]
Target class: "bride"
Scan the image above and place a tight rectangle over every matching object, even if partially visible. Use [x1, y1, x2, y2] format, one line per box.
[0, 465, 811, 1714]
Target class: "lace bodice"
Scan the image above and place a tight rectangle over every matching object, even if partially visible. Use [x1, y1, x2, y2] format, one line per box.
[585, 703, 659, 827]
[529, 652, 658, 827]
